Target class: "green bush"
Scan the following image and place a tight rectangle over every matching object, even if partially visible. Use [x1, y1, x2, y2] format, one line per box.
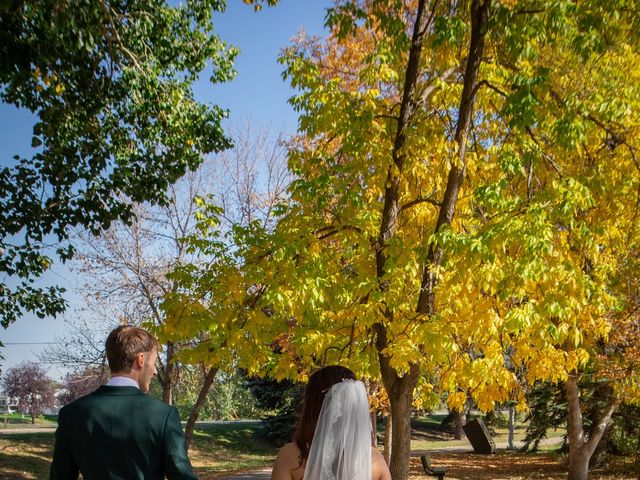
[247, 376, 303, 446]
[608, 405, 640, 456]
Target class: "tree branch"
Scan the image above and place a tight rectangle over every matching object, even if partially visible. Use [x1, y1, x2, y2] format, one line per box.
[525, 127, 563, 177]
[400, 196, 441, 212]
[586, 393, 618, 457]
[98, 0, 144, 72]
[315, 224, 363, 240]
[416, 0, 492, 315]
[416, 66, 457, 108]
[473, 79, 509, 98]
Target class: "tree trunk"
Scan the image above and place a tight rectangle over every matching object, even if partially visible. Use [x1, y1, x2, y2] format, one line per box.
[384, 369, 419, 480]
[366, 379, 378, 446]
[384, 410, 392, 464]
[417, 0, 492, 313]
[31, 414, 35, 424]
[372, 0, 430, 476]
[587, 382, 614, 468]
[184, 366, 217, 450]
[635, 425, 640, 480]
[565, 375, 617, 480]
[370, 410, 378, 446]
[453, 409, 465, 440]
[589, 424, 609, 469]
[508, 405, 516, 450]
[568, 447, 591, 480]
[371, 1, 491, 478]
[161, 341, 175, 405]
[566, 375, 588, 480]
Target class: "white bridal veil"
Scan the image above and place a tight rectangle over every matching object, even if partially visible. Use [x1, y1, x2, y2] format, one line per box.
[304, 380, 372, 480]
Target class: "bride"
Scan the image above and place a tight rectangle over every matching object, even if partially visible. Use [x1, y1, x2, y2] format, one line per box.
[271, 366, 391, 480]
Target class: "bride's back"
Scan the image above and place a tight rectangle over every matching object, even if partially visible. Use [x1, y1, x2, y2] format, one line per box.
[271, 441, 390, 480]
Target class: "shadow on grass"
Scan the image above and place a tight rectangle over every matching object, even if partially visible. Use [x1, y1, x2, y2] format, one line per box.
[190, 421, 277, 474]
[411, 415, 456, 441]
[193, 422, 272, 451]
[0, 432, 54, 479]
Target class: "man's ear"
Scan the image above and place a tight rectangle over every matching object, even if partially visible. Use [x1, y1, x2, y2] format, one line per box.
[134, 352, 145, 369]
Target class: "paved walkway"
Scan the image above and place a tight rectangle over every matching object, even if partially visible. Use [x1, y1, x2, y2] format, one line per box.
[0, 425, 56, 434]
[218, 467, 271, 479]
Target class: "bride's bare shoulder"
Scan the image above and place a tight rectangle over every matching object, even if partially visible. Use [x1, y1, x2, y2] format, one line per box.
[277, 442, 301, 459]
[371, 448, 391, 480]
[271, 442, 304, 480]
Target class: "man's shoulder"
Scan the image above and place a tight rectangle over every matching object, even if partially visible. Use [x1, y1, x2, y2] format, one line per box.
[138, 393, 176, 412]
[59, 387, 104, 411]
[59, 389, 177, 427]
[61, 387, 173, 411]
[113, 390, 177, 417]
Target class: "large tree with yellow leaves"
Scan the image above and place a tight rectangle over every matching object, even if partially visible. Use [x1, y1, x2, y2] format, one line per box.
[172, 1, 640, 479]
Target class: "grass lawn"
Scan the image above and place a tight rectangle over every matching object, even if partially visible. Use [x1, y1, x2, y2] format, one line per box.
[0, 432, 54, 479]
[188, 421, 277, 477]
[0, 421, 278, 479]
[0, 413, 58, 427]
[409, 414, 566, 451]
[0, 416, 636, 479]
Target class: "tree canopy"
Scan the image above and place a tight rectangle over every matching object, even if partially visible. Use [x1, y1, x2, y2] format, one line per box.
[2, 362, 56, 423]
[171, 1, 640, 478]
[0, 0, 238, 327]
[271, 0, 640, 401]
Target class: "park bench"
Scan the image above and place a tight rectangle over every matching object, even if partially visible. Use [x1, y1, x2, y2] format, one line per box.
[420, 453, 447, 480]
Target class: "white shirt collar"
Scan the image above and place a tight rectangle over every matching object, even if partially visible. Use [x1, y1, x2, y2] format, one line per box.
[106, 376, 140, 389]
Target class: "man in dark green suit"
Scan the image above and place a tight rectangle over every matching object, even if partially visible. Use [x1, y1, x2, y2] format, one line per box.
[50, 325, 197, 479]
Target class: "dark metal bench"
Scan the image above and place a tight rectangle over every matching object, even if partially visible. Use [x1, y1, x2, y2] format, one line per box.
[420, 453, 447, 480]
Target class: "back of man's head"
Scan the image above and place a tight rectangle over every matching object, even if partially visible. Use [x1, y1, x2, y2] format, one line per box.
[106, 325, 159, 373]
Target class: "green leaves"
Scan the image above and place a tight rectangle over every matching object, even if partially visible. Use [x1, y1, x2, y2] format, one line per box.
[0, 283, 66, 328]
[325, 3, 367, 39]
[432, 15, 467, 48]
[0, 0, 237, 326]
[501, 68, 550, 130]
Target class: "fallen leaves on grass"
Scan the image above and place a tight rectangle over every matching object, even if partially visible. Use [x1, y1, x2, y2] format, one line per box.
[407, 452, 637, 480]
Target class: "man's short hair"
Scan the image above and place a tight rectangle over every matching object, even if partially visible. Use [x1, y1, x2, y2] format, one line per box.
[105, 325, 159, 373]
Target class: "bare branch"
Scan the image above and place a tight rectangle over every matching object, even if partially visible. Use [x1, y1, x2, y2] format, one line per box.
[400, 196, 441, 211]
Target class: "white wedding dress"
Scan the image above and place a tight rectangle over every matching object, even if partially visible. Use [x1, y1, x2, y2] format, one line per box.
[304, 380, 372, 480]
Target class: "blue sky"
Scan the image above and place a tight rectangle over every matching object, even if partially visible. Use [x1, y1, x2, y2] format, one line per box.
[0, 0, 331, 379]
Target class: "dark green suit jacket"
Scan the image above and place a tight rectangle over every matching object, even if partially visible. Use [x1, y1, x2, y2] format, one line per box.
[50, 386, 197, 479]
